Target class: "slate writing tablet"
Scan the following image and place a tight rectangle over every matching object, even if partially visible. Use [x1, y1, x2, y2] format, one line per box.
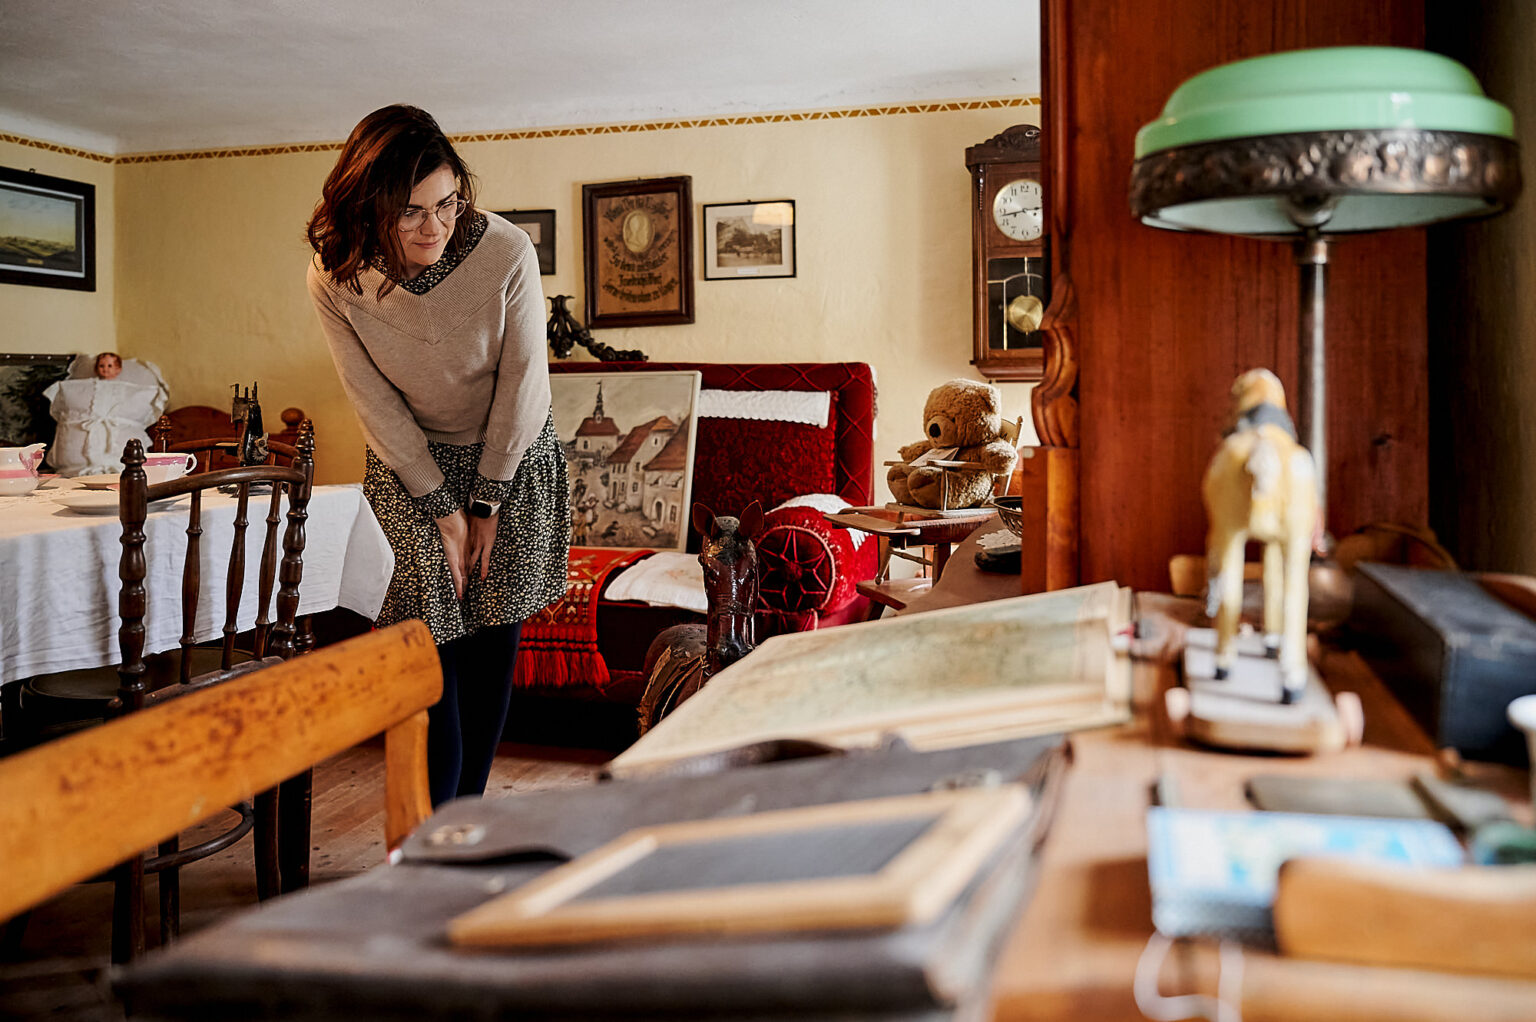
[447, 786, 1031, 947]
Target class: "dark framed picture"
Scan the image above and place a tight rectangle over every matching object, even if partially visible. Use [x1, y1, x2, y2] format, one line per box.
[493, 208, 556, 275]
[582, 176, 694, 329]
[702, 200, 796, 280]
[0, 167, 96, 292]
[0, 352, 74, 448]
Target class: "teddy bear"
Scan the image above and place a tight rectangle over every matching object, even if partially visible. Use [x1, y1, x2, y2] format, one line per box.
[888, 378, 1019, 509]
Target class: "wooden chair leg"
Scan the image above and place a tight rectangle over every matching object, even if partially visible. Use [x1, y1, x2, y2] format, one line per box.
[296, 615, 317, 655]
[253, 788, 280, 900]
[1, 910, 30, 958]
[278, 769, 312, 893]
[157, 835, 180, 945]
[385, 709, 433, 853]
[0, 680, 20, 753]
[1, 680, 36, 755]
[111, 856, 145, 964]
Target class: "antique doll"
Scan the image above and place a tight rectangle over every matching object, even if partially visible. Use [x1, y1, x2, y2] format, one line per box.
[44, 352, 169, 476]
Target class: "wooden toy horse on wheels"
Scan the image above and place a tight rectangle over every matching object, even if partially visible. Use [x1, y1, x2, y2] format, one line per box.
[1203, 369, 1318, 703]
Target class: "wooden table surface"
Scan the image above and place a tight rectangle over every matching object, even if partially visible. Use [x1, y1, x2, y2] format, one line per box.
[896, 520, 1020, 615]
[828, 507, 998, 610]
[984, 593, 1536, 1022]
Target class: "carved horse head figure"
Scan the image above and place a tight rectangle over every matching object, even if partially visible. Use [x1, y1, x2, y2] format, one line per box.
[694, 500, 764, 677]
[637, 501, 764, 734]
[1202, 368, 1318, 703]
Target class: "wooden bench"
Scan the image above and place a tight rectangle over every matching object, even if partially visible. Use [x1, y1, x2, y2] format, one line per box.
[0, 621, 441, 928]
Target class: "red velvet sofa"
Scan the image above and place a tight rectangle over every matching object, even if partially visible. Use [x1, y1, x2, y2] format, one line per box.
[514, 361, 878, 716]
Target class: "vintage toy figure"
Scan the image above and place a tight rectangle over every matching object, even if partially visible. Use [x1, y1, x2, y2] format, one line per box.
[1203, 368, 1318, 704]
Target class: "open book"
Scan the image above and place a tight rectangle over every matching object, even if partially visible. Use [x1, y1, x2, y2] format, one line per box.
[608, 581, 1133, 777]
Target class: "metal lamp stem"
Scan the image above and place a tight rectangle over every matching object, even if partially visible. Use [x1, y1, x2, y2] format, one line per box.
[1291, 223, 1330, 533]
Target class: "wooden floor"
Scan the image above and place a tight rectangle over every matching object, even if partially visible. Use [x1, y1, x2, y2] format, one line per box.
[0, 741, 607, 1021]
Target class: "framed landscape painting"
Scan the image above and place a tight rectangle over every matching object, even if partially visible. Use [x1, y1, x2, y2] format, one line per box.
[0, 352, 73, 448]
[550, 371, 702, 550]
[0, 167, 96, 291]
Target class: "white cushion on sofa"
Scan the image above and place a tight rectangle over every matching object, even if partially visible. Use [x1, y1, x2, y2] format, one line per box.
[697, 389, 830, 428]
[603, 552, 706, 613]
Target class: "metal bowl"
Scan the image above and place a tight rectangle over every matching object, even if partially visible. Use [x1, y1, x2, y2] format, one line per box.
[989, 495, 1023, 538]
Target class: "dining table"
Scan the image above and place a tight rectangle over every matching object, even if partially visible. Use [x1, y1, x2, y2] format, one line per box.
[0, 478, 395, 684]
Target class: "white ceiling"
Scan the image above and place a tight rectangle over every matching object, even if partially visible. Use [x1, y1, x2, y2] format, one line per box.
[0, 1, 1041, 156]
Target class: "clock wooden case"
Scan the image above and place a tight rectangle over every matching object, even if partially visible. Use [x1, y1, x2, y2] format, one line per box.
[967, 124, 1050, 381]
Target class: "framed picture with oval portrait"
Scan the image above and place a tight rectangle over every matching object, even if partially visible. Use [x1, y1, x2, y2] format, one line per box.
[581, 176, 693, 329]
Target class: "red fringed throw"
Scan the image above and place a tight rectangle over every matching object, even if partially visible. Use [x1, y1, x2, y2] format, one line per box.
[513, 547, 651, 689]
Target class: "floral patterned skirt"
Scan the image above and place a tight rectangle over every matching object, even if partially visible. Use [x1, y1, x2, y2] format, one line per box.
[363, 414, 569, 646]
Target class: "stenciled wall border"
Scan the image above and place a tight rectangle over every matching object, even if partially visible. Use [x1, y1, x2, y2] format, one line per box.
[2, 96, 1040, 166]
[0, 132, 115, 164]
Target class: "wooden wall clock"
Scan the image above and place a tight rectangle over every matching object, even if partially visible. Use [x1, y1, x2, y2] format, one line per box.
[967, 124, 1050, 382]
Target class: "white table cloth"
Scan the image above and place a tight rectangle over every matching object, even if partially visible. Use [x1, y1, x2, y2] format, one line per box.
[0, 482, 394, 683]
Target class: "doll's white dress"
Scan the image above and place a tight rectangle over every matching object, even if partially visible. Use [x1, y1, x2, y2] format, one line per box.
[43, 357, 169, 476]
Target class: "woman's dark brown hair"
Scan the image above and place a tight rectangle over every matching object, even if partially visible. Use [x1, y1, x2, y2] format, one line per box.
[306, 105, 478, 298]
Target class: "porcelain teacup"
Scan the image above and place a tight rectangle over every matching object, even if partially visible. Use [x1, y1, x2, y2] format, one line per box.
[0, 443, 48, 496]
[143, 452, 197, 485]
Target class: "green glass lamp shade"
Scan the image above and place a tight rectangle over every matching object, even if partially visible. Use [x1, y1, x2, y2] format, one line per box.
[1130, 46, 1521, 236]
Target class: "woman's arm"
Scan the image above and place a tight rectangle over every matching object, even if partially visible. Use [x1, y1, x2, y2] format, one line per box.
[306, 265, 449, 502]
[308, 267, 474, 595]
[475, 229, 551, 488]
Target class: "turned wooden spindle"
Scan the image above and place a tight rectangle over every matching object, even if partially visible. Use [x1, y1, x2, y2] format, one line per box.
[269, 420, 313, 662]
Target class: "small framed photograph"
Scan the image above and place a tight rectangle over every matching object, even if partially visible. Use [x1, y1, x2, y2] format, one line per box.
[493, 208, 555, 275]
[702, 200, 795, 280]
[582, 176, 694, 329]
[0, 166, 96, 292]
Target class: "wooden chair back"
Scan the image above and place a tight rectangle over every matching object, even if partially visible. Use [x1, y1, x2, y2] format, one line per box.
[116, 421, 314, 711]
[0, 621, 442, 926]
[151, 406, 309, 472]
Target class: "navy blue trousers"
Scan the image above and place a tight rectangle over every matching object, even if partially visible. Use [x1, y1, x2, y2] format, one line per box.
[427, 622, 522, 806]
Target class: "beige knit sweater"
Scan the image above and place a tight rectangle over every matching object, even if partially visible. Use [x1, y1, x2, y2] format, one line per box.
[306, 213, 550, 498]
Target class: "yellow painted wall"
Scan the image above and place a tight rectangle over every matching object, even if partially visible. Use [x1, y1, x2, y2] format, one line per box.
[0, 141, 115, 356]
[113, 105, 1041, 496]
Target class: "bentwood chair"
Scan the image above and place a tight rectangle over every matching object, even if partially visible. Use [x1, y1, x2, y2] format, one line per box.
[151, 405, 309, 474]
[6, 426, 315, 962]
[152, 415, 322, 892]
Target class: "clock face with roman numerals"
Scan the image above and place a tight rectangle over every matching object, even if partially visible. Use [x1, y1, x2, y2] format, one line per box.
[992, 178, 1044, 242]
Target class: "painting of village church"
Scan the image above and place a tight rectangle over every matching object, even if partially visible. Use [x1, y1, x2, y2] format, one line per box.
[549, 371, 702, 551]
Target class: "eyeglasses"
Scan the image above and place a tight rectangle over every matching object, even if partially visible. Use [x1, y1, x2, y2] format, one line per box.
[397, 196, 468, 232]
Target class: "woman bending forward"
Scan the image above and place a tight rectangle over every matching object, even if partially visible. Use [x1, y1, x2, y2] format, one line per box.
[306, 105, 568, 806]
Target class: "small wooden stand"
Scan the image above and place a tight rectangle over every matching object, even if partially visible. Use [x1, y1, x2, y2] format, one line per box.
[826, 507, 995, 611]
[1167, 627, 1364, 755]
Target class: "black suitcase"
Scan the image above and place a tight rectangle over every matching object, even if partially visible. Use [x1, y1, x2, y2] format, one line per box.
[1350, 562, 1536, 764]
